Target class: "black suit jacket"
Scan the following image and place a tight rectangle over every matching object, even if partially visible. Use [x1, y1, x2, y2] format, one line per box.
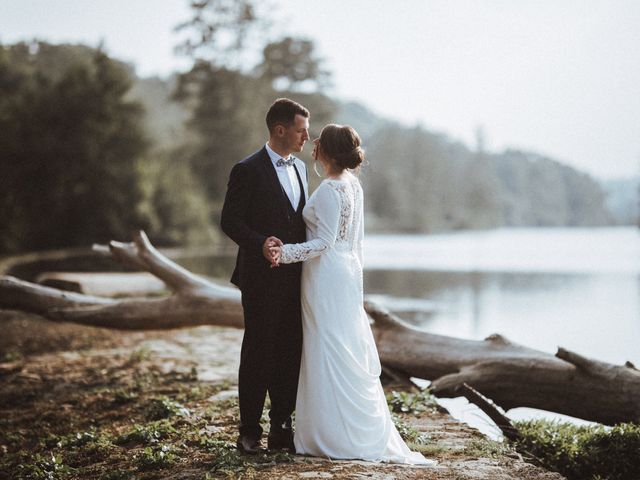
[220, 146, 308, 291]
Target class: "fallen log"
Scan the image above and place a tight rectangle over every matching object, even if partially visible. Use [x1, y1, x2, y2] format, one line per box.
[1, 231, 638, 425]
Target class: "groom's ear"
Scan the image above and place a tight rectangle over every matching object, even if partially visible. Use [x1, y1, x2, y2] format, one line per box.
[274, 124, 286, 137]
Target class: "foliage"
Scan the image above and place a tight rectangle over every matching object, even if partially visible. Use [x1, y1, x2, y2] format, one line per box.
[173, 62, 273, 206]
[116, 420, 177, 445]
[0, 42, 151, 253]
[386, 388, 438, 415]
[257, 36, 330, 91]
[492, 149, 611, 226]
[202, 438, 294, 475]
[391, 414, 431, 445]
[511, 419, 640, 480]
[1, 350, 22, 362]
[339, 102, 612, 232]
[16, 453, 75, 480]
[174, 0, 269, 69]
[100, 470, 135, 480]
[137, 151, 218, 246]
[464, 438, 512, 458]
[135, 444, 178, 471]
[111, 388, 138, 404]
[128, 346, 151, 363]
[144, 396, 191, 420]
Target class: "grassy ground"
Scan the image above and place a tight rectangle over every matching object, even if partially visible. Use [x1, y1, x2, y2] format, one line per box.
[0, 311, 564, 479]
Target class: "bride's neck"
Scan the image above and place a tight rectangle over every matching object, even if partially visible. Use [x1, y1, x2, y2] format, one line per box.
[326, 170, 348, 180]
[324, 161, 345, 179]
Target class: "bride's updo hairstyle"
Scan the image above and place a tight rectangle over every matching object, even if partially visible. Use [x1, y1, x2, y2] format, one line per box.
[319, 124, 365, 171]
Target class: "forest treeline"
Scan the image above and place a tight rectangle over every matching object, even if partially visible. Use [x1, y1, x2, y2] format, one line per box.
[0, 7, 623, 254]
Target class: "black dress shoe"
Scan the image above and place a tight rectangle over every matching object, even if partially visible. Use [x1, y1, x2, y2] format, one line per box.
[236, 434, 262, 454]
[267, 427, 295, 452]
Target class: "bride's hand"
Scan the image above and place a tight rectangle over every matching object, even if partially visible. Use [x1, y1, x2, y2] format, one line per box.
[269, 246, 282, 267]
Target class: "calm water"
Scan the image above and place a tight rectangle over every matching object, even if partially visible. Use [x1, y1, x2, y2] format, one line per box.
[363, 227, 640, 367]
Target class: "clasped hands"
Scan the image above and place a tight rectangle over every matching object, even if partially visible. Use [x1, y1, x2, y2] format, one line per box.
[262, 236, 283, 267]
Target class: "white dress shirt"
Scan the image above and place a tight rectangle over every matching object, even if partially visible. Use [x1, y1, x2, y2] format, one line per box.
[265, 142, 301, 209]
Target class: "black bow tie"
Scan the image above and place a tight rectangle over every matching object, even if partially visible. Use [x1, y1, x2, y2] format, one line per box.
[276, 157, 295, 167]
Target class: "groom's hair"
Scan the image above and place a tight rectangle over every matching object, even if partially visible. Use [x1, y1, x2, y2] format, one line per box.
[266, 98, 309, 133]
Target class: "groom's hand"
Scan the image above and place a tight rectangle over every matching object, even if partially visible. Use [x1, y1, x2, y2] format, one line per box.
[263, 236, 282, 265]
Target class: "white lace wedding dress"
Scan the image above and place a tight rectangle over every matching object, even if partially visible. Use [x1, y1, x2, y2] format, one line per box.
[280, 172, 436, 465]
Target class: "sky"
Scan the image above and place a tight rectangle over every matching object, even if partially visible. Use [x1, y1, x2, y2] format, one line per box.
[2, 0, 639, 180]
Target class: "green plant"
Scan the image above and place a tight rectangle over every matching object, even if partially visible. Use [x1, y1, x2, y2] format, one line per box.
[135, 444, 177, 470]
[386, 389, 438, 415]
[1, 350, 22, 362]
[203, 439, 294, 475]
[100, 469, 135, 480]
[408, 442, 446, 456]
[112, 388, 138, 404]
[116, 420, 177, 445]
[392, 414, 430, 444]
[40, 428, 99, 449]
[129, 347, 151, 363]
[144, 396, 190, 420]
[464, 438, 511, 458]
[16, 453, 75, 480]
[512, 420, 640, 480]
[67, 430, 96, 447]
[207, 439, 248, 473]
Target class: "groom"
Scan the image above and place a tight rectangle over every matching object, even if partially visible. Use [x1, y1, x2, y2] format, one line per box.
[220, 98, 310, 454]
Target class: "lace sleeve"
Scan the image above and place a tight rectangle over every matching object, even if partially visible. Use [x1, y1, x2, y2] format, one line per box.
[280, 184, 341, 264]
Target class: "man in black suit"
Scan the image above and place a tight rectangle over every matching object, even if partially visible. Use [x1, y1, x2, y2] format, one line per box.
[221, 98, 310, 454]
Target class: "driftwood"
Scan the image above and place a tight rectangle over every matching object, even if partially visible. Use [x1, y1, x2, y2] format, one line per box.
[460, 383, 521, 442]
[1, 231, 639, 426]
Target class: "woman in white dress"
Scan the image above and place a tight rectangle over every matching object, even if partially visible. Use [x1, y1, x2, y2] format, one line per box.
[270, 124, 436, 465]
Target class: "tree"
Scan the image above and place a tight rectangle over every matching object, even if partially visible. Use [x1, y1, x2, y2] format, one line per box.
[174, 0, 270, 70]
[173, 62, 275, 208]
[0, 42, 150, 253]
[257, 37, 330, 92]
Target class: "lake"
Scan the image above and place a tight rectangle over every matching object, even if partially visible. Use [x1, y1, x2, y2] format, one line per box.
[364, 227, 640, 367]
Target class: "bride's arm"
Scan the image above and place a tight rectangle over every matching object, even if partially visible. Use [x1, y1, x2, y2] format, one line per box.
[278, 185, 340, 264]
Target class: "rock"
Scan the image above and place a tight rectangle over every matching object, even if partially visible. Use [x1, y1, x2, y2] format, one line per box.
[298, 472, 333, 478]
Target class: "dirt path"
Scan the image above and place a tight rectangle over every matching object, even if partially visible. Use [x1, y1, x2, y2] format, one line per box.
[0, 312, 564, 479]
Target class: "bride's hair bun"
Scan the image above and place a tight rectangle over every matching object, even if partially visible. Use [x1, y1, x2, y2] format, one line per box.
[319, 124, 365, 171]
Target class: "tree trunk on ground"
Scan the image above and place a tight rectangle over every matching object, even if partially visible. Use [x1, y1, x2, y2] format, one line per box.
[1, 231, 638, 426]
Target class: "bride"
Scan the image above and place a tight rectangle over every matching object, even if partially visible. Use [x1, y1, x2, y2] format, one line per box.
[270, 124, 436, 465]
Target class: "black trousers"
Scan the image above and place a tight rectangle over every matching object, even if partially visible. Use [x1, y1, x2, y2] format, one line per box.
[238, 276, 303, 438]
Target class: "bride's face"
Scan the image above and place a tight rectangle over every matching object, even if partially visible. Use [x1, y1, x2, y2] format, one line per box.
[312, 138, 328, 166]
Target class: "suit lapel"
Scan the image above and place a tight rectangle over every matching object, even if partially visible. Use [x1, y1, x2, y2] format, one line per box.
[294, 160, 309, 201]
[259, 147, 290, 218]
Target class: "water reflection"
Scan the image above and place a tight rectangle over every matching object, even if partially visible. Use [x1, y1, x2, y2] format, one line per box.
[365, 269, 640, 366]
[179, 254, 236, 280]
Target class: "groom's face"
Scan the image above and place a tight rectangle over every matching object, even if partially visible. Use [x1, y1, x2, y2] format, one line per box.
[283, 114, 310, 153]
